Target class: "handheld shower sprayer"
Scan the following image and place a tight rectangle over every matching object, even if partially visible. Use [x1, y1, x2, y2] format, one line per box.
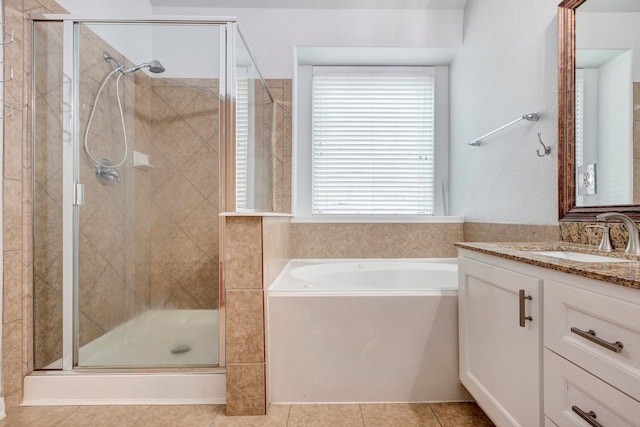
[121, 60, 166, 74]
[102, 51, 166, 75]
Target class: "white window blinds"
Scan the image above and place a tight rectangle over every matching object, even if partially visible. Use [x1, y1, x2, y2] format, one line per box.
[311, 67, 435, 215]
[236, 74, 249, 209]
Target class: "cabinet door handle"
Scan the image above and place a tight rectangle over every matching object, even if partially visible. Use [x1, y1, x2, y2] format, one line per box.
[570, 327, 624, 353]
[572, 406, 603, 427]
[518, 289, 533, 327]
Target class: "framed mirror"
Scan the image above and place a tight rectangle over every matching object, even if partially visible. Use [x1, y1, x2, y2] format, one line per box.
[558, 0, 640, 221]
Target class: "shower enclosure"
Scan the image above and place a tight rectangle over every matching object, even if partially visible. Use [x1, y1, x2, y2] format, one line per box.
[29, 15, 273, 398]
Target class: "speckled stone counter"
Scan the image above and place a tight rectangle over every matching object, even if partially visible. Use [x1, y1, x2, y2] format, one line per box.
[455, 242, 640, 291]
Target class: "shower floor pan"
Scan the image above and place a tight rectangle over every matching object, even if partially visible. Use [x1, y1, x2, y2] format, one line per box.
[47, 309, 219, 368]
[23, 309, 224, 405]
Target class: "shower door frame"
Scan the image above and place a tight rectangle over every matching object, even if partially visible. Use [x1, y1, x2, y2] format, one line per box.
[32, 15, 236, 372]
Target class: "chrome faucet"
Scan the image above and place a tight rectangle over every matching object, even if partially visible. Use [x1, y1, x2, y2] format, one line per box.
[596, 212, 640, 255]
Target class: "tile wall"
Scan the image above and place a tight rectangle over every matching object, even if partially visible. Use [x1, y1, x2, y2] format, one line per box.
[266, 80, 292, 214]
[464, 222, 560, 243]
[2, 0, 70, 410]
[290, 223, 464, 259]
[223, 215, 291, 416]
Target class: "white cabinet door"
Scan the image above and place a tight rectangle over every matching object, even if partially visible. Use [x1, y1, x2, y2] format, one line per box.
[459, 256, 543, 427]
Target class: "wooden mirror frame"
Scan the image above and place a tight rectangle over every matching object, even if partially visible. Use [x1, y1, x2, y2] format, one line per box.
[558, 0, 640, 221]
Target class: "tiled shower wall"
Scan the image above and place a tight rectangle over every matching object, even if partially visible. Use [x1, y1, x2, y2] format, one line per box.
[266, 80, 291, 214]
[2, 0, 70, 411]
[143, 77, 220, 311]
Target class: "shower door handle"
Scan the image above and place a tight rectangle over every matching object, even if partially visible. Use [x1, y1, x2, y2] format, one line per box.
[519, 289, 532, 327]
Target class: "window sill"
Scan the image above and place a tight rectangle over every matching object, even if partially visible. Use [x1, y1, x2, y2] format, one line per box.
[291, 215, 464, 224]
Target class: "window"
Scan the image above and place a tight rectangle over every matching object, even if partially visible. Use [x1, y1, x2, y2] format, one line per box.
[311, 67, 435, 215]
[235, 68, 255, 210]
[295, 65, 449, 220]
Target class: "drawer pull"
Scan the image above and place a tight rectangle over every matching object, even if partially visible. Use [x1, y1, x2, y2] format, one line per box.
[570, 327, 624, 353]
[519, 289, 533, 327]
[572, 406, 603, 427]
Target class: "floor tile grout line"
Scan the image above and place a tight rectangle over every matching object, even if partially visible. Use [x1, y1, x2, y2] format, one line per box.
[358, 403, 365, 426]
[129, 405, 153, 426]
[52, 405, 81, 426]
[428, 403, 444, 427]
[285, 404, 291, 426]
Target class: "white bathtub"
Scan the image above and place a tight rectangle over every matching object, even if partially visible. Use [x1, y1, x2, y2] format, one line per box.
[268, 259, 471, 403]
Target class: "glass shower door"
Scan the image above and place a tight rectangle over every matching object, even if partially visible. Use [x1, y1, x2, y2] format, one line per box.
[74, 21, 223, 368]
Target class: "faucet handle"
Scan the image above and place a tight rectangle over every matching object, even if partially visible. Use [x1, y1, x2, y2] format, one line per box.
[587, 225, 614, 252]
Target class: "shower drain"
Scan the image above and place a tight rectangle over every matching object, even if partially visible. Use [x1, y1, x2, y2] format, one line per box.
[171, 344, 192, 355]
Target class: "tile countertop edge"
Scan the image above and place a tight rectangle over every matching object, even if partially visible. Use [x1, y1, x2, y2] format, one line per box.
[455, 242, 640, 291]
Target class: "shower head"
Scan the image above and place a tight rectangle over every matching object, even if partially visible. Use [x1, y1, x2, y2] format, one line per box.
[121, 59, 166, 74]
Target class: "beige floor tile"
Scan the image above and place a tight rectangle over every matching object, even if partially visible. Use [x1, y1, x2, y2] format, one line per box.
[133, 404, 222, 427]
[213, 404, 289, 427]
[0, 406, 78, 427]
[430, 402, 495, 427]
[55, 405, 150, 427]
[361, 403, 440, 427]
[287, 404, 363, 427]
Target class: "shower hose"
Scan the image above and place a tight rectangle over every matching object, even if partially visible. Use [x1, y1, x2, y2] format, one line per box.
[83, 68, 129, 169]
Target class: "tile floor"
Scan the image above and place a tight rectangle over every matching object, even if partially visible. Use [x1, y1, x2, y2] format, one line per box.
[0, 402, 494, 427]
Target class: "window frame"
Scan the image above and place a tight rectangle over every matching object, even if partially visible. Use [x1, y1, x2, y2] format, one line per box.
[293, 65, 451, 222]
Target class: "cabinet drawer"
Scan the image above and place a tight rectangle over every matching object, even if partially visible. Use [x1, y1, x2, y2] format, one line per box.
[544, 280, 640, 400]
[545, 350, 640, 427]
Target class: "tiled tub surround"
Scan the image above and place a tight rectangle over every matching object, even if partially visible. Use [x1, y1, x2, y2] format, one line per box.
[464, 222, 559, 242]
[290, 222, 560, 260]
[222, 214, 291, 416]
[456, 241, 640, 290]
[291, 222, 464, 259]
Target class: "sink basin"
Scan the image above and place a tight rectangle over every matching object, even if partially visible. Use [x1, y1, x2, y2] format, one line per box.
[530, 251, 630, 263]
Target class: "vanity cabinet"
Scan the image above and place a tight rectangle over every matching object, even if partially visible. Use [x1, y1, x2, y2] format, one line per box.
[458, 247, 640, 427]
[458, 255, 543, 427]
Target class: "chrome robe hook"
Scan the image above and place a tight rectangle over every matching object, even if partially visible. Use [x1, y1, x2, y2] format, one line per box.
[536, 132, 550, 157]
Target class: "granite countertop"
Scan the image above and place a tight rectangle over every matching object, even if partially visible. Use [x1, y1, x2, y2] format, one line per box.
[455, 242, 640, 291]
